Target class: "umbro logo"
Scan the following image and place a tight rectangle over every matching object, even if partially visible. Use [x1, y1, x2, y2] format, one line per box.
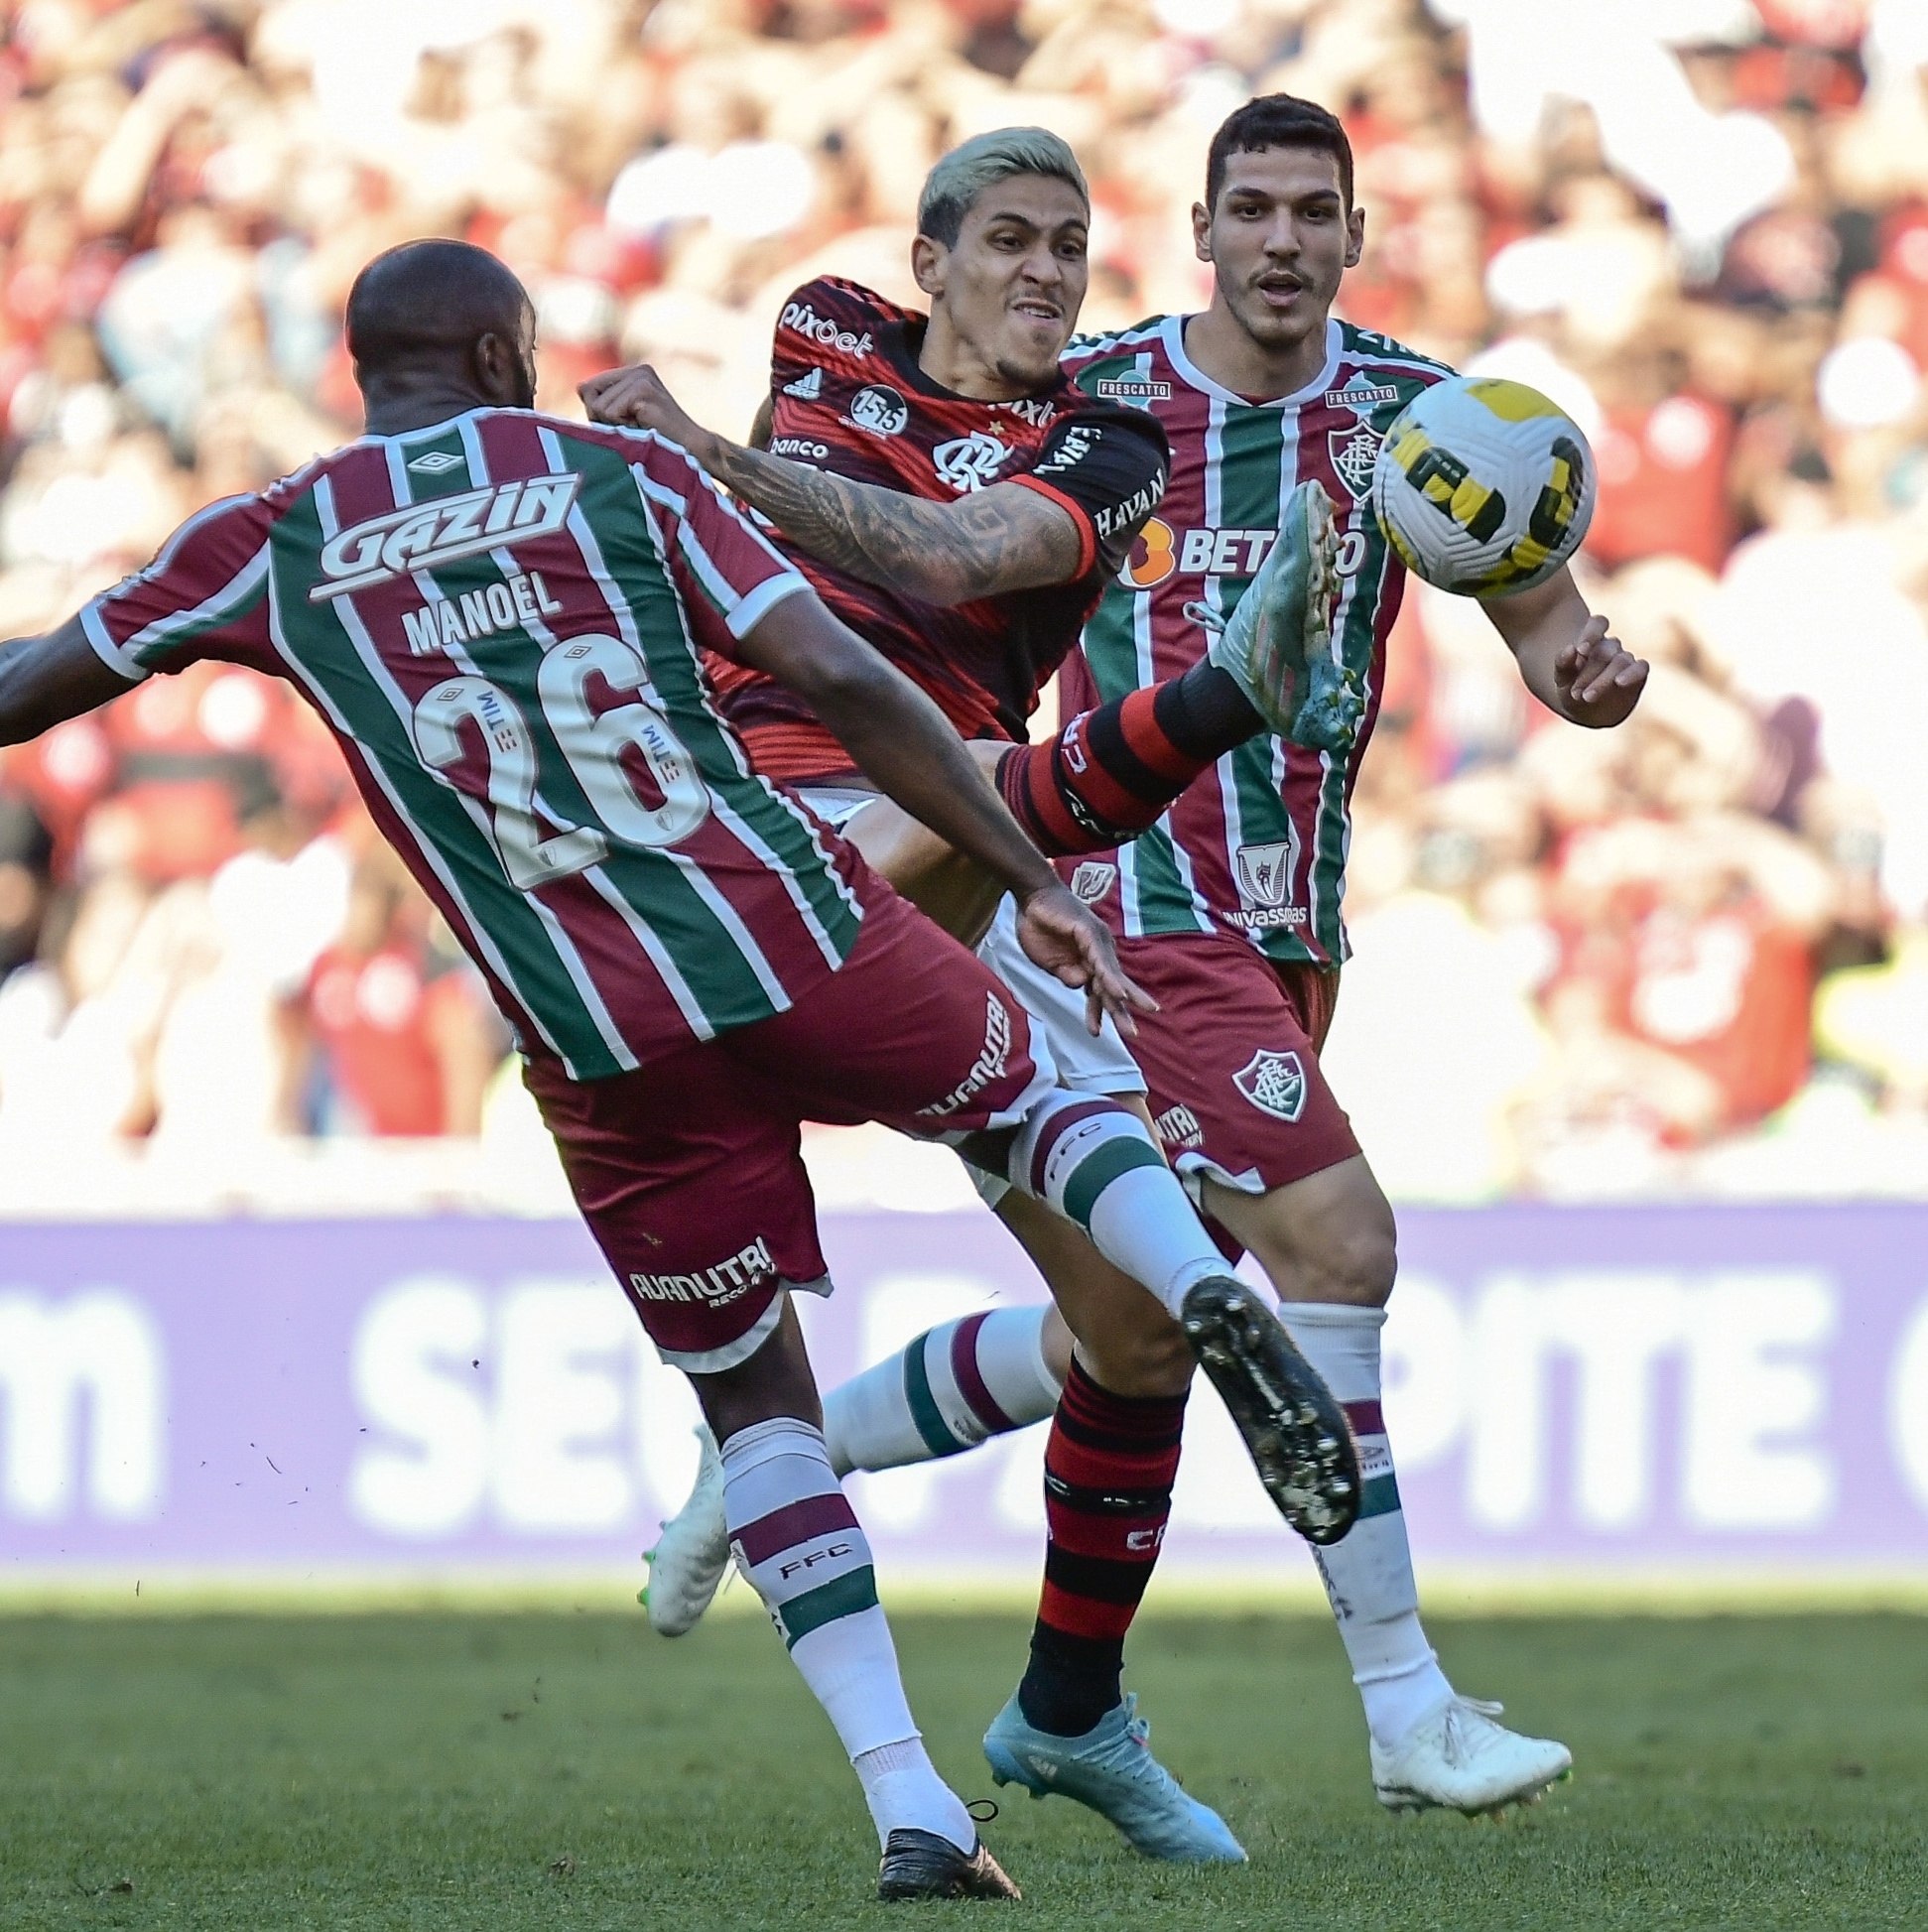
[407, 450, 465, 474]
[783, 366, 824, 400]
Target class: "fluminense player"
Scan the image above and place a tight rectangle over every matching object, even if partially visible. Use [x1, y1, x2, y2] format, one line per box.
[632, 99, 1650, 1825]
[0, 238, 1358, 1904]
[585, 127, 1366, 1865]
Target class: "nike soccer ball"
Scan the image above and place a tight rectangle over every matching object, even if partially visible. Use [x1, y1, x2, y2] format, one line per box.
[1370, 376, 1595, 597]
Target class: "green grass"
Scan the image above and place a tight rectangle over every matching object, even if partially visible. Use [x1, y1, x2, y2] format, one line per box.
[0, 1608, 1924, 1929]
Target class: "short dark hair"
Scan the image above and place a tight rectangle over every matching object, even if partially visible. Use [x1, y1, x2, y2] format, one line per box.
[1205, 94, 1353, 213]
[345, 238, 531, 370]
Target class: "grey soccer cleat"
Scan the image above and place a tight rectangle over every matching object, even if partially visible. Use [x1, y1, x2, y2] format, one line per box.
[1198, 477, 1350, 746]
[639, 1424, 730, 1636]
[1180, 1276, 1359, 1545]
[876, 1829, 1021, 1901]
[983, 1692, 1246, 1863]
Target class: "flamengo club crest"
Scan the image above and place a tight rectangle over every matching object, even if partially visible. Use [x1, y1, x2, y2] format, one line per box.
[1233, 1048, 1308, 1122]
[933, 431, 1012, 493]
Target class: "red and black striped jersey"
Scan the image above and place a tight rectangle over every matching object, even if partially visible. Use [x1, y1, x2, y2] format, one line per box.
[707, 277, 1169, 783]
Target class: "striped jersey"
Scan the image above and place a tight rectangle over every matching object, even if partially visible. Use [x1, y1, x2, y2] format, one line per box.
[79, 409, 867, 1080]
[1059, 315, 1450, 966]
[709, 276, 1169, 782]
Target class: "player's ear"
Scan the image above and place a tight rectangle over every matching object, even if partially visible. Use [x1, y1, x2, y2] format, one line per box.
[1191, 200, 1213, 265]
[471, 329, 511, 401]
[910, 233, 946, 302]
[1345, 205, 1365, 270]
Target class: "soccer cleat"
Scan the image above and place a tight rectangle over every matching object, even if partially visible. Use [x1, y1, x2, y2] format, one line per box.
[1198, 477, 1345, 745]
[1180, 1276, 1359, 1545]
[640, 1424, 730, 1637]
[876, 1829, 1021, 1901]
[1371, 1697, 1574, 1818]
[982, 1693, 1247, 1864]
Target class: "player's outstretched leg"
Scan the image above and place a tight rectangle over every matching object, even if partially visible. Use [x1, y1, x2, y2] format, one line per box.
[988, 1090, 1360, 1545]
[1278, 1300, 1573, 1816]
[981, 1360, 1244, 1863]
[717, 1405, 1019, 1900]
[1199, 478, 1356, 750]
[644, 1311, 1065, 1636]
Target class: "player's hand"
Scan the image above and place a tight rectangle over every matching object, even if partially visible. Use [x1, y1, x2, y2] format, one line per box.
[1555, 615, 1648, 727]
[578, 364, 713, 462]
[1014, 884, 1158, 1037]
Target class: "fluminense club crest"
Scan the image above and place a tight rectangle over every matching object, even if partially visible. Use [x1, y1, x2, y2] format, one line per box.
[1232, 1048, 1307, 1122]
[1328, 424, 1381, 499]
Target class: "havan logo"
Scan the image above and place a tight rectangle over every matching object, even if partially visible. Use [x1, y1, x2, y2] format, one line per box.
[311, 476, 579, 601]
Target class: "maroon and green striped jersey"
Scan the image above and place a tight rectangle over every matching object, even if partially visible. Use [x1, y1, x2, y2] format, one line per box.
[1058, 315, 1450, 967]
[78, 409, 866, 1079]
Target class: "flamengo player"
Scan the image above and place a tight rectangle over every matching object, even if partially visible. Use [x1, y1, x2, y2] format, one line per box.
[585, 130, 1364, 1865]
[0, 239, 1358, 1903]
[642, 100, 1648, 1819]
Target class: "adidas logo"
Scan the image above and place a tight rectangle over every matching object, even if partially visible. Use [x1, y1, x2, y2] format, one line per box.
[407, 450, 465, 475]
[783, 366, 825, 401]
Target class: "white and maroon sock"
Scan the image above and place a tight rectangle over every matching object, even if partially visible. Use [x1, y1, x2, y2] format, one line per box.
[823, 1308, 1061, 1477]
[1008, 1093, 1224, 1321]
[719, 1416, 973, 1850]
[1277, 1302, 1454, 1748]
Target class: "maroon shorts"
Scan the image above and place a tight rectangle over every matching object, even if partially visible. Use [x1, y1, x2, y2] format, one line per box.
[1116, 932, 1359, 1257]
[524, 880, 1046, 1373]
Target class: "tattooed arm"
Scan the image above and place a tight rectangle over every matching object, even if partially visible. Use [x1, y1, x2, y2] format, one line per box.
[580, 362, 1085, 607]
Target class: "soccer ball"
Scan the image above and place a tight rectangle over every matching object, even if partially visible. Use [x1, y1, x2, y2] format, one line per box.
[1370, 376, 1595, 598]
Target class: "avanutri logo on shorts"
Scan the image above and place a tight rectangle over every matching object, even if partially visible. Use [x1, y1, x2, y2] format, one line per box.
[311, 476, 579, 600]
[917, 991, 1012, 1117]
[629, 1237, 776, 1308]
[1233, 1049, 1307, 1123]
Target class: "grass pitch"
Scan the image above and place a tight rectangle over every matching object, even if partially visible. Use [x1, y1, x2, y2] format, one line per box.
[0, 1606, 1923, 1929]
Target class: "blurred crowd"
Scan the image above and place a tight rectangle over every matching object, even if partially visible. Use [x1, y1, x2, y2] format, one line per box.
[1, 0, 1927, 1202]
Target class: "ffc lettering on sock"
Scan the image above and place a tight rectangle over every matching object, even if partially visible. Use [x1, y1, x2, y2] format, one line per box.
[1011, 1092, 1226, 1321]
[721, 1418, 878, 1650]
[1013, 1094, 1166, 1230]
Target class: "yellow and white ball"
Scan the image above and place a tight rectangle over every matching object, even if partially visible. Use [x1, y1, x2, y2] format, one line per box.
[1370, 376, 1595, 598]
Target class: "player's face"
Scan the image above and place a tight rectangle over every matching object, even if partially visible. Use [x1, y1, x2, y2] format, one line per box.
[1194, 147, 1364, 355]
[920, 175, 1090, 392]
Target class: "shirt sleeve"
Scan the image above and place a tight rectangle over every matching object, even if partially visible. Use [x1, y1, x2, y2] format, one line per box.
[642, 438, 813, 661]
[1009, 407, 1171, 584]
[78, 493, 277, 682]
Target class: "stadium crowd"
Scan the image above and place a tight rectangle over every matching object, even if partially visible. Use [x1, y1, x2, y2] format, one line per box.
[0, 0, 1926, 1202]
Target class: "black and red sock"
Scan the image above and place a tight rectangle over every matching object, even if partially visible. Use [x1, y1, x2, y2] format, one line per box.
[997, 662, 1263, 858]
[1016, 1359, 1188, 1738]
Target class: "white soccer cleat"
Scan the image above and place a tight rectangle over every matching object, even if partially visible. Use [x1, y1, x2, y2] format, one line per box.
[640, 1424, 730, 1637]
[1370, 1697, 1573, 1818]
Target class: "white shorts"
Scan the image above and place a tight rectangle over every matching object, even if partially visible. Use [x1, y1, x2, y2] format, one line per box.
[799, 788, 1144, 1208]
